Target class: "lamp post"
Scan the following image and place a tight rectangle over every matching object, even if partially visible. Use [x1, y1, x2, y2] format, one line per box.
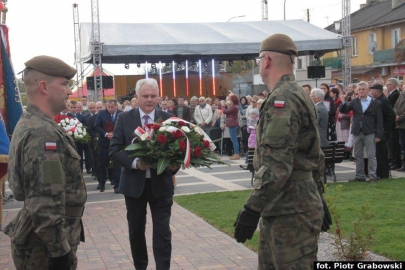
[227, 15, 246, 22]
[284, 0, 287, 20]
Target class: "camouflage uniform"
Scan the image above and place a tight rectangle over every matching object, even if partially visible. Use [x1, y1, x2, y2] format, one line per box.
[3, 104, 87, 270]
[245, 74, 323, 269]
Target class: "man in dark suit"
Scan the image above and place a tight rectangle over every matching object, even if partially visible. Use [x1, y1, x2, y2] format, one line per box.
[75, 102, 91, 174]
[110, 78, 178, 270]
[172, 95, 191, 122]
[310, 88, 329, 148]
[87, 101, 104, 183]
[94, 98, 122, 193]
[84, 102, 97, 176]
[370, 84, 396, 178]
[340, 81, 383, 183]
[386, 78, 402, 170]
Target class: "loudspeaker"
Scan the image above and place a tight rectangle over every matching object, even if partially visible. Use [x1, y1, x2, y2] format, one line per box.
[307, 66, 325, 79]
[86, 76, 113, 90]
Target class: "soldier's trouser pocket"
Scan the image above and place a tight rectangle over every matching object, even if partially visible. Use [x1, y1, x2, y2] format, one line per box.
[3, 208, 32, 245]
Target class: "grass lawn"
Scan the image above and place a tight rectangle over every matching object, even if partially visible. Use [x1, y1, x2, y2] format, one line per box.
[174, 178, 405, 260]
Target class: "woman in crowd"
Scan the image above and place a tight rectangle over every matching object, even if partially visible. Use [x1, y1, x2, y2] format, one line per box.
[206, 97, 212, 106]
[320, 83, 337, 141]
[256, 99, 264, 110]
[245, 95, 258, 122]
[211, 103, 221, 128]
[239, 96, 249, 127]
[223, 94, 240, 160]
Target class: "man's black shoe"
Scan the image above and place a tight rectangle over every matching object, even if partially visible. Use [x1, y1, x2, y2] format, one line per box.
[100, 184, 105, 192]
[96, 183, 100, 190]
[114, 187, 119, 194]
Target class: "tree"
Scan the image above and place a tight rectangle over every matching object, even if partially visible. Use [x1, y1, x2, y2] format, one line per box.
[226, 60, 254, 77]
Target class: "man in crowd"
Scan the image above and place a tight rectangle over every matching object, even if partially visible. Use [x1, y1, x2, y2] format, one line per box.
[3, 55, 87, 269]
[94, 98, 122, 193]
[73, 102, 91, 174]
[110, 78, 179, 270]
[302, 84, 312, 95]
[84, 102, 97, 176]
[386, 78, 402, 170]
[234, 34, 330, 269]
[369, 84, 395, 179]
[189, 96, 198, 124]
[341, 81, 383, 183]
[194, 96, 213, 134]
[131, 97, 138, 109]
[394, 88, 405, 171]
[81, 96, 89, 113]
[311, 88, 329, 148]
[262, 89, 269, 98]
[172, 95, 192, 122]
[88, 101, 104, 182]
[161, 100, 170, 112]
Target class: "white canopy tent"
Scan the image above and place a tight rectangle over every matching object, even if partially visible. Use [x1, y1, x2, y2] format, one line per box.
[79, 19, 342, 64]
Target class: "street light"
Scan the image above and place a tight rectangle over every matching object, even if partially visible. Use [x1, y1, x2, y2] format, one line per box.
[227, 15, 246, 22]
[284, 0, 287, 20]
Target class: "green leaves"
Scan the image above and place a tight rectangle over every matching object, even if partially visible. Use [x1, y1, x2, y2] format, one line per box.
[157, 157, 170, 175]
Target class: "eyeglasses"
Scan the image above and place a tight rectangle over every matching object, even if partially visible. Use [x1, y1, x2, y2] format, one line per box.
[255, 55, 271, 65]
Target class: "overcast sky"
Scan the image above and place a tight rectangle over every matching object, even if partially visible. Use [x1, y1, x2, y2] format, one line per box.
[6, 0, 365, 76]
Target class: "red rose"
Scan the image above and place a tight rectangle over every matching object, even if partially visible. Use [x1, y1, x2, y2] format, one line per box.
[179, 140, 186, 151]
[152, 124, 161, 130]
[178, 121, 186, 127]
[172, 130, 183, 139]
[157, 134, 167, 144]
[203, 140, 210, 148]
[194, 146, 202, 157]
[145, 123, 155, 129]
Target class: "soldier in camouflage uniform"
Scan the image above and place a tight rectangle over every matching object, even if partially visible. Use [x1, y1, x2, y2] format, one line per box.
[3, 55, 87, 270]
[234, 34, 332, 269]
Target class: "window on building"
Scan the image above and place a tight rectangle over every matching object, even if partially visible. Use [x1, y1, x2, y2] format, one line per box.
[297, 57, 302, 69]
[352, 36, 358, 57]
[392, 28, 401, 48]
[369, 33, 377, 54]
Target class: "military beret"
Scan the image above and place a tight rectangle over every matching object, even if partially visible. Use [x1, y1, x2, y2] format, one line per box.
[25, 55, 77, 80]
[260, 34, 298, 56]
[370, 84, 383, 91]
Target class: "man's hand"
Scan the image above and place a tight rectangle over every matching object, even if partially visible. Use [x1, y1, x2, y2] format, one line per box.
[106, 132, 113, 140]
[234, 206, 260, 243]
[321, 198, 333, 232]
[49, 251, 72, 270]
[137, 160, 151, 171]
[375, 137, 381, 143]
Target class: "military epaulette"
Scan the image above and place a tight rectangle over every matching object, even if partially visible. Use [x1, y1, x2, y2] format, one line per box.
[274, 100, 285, 108]
[44, 142, 57, 151]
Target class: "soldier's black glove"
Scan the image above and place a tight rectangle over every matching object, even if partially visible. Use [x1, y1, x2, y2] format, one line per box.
[321, 198, 333, 232]
[49, 251, 72, 270]
[234, 206, 260, 243]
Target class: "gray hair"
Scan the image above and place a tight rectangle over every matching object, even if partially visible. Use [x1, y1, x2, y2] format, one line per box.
[311, 88, 325, 100]
[387, 77, 399, 87]
[135, 78, 159, 95]
[357, 81, 369, 88]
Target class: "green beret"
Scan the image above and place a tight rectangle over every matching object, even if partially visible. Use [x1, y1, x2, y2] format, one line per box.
[25, 55, 77, 80]
[260, 34, 298, 56]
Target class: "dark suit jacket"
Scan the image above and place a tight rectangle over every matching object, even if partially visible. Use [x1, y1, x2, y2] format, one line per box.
[376, 94, 395, 140]
[94, 109, 122, 148]
[87, 113, 98, 138]
[316, 102, 329, 148]
[340, 97, 383, 139]
[109, 108, 176, 198]
[172, 105, 192, 122]
[388, 89, 400, 107]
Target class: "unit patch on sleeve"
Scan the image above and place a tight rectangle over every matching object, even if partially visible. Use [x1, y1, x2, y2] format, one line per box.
[273, 100, 286, 108]
[44, 142, 57, 151]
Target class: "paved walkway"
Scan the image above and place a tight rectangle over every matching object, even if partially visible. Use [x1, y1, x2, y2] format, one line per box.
[1, 156, 403, 269]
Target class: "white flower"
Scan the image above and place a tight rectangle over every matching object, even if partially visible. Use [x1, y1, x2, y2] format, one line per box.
[77, 123, 83, 128]
[181, 126, 190, 133]
[74, 131, 79, 137]
[77, 128, 83, 134]
[69, 119, 75, 126]
[57, 123, 61, 126]
[162, 120, 171, 125]
[67, 131, 73, 135]
[140, 134, 149, 141]
[82, 130, 87, 136]
[61, 122, 66, 127]
[159, 127, 167, 132]
[78, 135, 83, 138]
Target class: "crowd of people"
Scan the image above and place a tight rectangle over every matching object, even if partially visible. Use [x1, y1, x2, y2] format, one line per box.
[308, 78, 405, 183]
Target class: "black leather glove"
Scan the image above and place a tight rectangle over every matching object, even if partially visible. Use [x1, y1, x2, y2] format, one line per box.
[49, 251, 72, 270]
[234, 206, 261, 243]
[321, 198, 333, 232]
